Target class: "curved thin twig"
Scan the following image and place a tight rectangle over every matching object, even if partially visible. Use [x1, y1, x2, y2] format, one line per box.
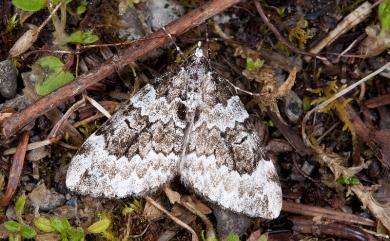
[145, 196, 199, 241]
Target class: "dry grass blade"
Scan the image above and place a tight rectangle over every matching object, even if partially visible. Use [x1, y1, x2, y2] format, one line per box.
[85, 95, 112, 118]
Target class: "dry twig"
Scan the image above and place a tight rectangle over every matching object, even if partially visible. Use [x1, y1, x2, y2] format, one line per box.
[145, 196, 198, 241]
[1, 131, 30, 206]
[2, 0, 241, 138]
[283, 200, 375, 226]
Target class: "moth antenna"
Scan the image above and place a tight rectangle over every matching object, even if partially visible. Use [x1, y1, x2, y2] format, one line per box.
[157, 18, 185, 59]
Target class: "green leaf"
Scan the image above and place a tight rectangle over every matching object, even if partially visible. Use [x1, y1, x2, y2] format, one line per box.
[302, 96, 311, 112]
[336, 176, 360, 186]
[6, 14, 18, 33]
[34, 217, 55, 232]
[258, 234, 268, 241]
[87, 213, 111, 233]
[50, 217, 71, 235]
[76, 0, 88, 15]
[9, 233, 16, 241]
[246, 57, 264, 71]
[4, 221, 22, 233]
[36, 56, 64, 72]
[66, 31, 99, 44]
[226, 233, 240, 241]
[67, 227, 85, 241]
[20, 224, 36, 239]
[276, 7, 286, 17]
[15, 194, 26, 220]
[12, 0, 46, 11]
[34, 56, 74, 96]
[379, 0, 390, 35]
[35, 70, 74, 96]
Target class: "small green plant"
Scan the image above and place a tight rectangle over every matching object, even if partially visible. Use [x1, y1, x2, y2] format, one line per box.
[275, 6, 286, 17]
[14, 194, 26, 223]
[3, 195, 37, 240]
[288, 19, 313, 49]
[302, 96, 311, 112]
[122, 199, 143, 216]
[128, 0, 141, 8]
[87, 213, 118, 241]
[4, 221, 36, 240]
[76, 0, 88, 15]
[200, 230, 218, 241]
[258, 234, 268, 241]
[12, 0, 46, 11]
[32, 56, 75, 96]
[336, 175, 360, 186]
[11, 0, 99, 47]
[66, 30, 99, 44]
[6, 14, 18, 33]
[78, 121, 100, 139]
[379, 0, 390, 35]
[34, 216, 85, 241]
[246, 58, 265, 71]
[226, 233, 240, 241]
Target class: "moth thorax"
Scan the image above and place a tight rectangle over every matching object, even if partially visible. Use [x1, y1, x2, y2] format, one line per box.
[186, 91, 202, 112]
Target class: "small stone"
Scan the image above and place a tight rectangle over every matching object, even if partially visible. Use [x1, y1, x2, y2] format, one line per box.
[118, 0, 183, 40]
[5, 206, 16, 220]
[211, 204, 251, 239]
[27, 147, 49, 162]
[29, 183, 65, 211]
[145, 0, 184, 31]
[284, 91, 303, 123]
[0, 60, 18, 98]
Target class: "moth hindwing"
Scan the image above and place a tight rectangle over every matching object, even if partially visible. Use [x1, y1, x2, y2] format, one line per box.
[66, 46, 282, 218]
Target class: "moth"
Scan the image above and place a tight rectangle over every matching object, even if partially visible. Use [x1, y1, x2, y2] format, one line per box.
[66, 44, 282, 218]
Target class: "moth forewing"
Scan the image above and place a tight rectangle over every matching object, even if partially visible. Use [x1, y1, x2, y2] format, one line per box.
[66, 46, 282, 218]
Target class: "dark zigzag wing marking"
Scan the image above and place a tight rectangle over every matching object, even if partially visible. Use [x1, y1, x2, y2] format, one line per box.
[66, 84, 186, 197]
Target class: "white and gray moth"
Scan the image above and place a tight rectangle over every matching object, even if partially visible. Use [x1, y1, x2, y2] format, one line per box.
[66, 45, 282, 219]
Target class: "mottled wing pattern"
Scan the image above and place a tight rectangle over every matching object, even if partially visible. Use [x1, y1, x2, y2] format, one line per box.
[66, 76, 188, 197]
[66, 45, 282, 218]
[180, 73, 282, 218]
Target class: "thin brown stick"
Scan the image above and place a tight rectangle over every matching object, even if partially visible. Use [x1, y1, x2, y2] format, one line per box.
[283, 201, 375, 227]
[48, 97, 86, 139]
[253, 0, 327, 61]
[1, 131, 30, 206]
[145, 196, 198, 241]
[2, 0, 241, 138]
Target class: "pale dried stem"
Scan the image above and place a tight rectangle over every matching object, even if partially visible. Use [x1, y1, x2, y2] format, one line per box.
[3, 139, 55, 155]
[85, 96, 112, 118]
[145, 196, 199, 241]
[180, 201, 216, 240]
[37, 3, 62, 32]
[304, 1, 373, 62]
[48, 97, 86, 139]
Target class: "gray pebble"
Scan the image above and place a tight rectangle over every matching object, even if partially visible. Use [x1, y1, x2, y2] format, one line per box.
[28, 183, 65, 211]
[0, 60, 18, 98]
[211, 204, 252, 239]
